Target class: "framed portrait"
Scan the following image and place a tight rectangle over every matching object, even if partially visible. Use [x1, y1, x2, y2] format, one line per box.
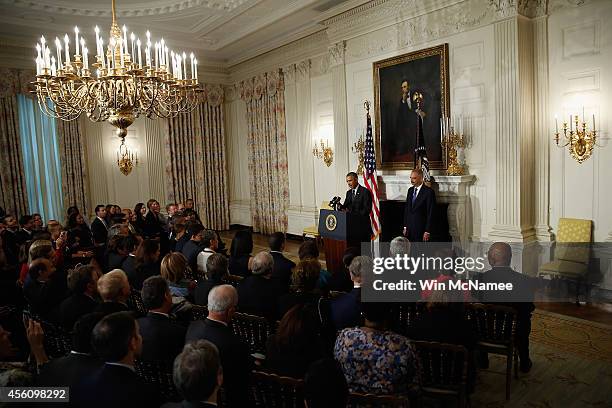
[373, 44, 450, 170]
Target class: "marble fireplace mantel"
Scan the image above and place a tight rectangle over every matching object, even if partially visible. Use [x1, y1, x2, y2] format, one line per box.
[378, 174, 476, 246]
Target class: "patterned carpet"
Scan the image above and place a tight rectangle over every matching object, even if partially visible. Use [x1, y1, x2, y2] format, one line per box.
[472, 309, 612, 408]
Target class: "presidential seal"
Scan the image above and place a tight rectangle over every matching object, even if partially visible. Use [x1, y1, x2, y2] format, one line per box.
[325, 214, 337, 231]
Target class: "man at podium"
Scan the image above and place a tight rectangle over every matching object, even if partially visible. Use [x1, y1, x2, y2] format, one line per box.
[341, 172, 372, 217]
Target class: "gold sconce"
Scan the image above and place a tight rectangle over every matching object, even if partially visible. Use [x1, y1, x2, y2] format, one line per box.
[554, 112, 601, 164]
[312, 139, 334, 167]
[352, 133, 365, 175]
[116, 138, 139, 176]
[440, 115, 466, 176]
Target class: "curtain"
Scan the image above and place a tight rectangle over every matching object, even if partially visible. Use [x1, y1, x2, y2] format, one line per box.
[0, 69, 33, 218]
[56, 119, 90, 218]
[17, 95, 63, 222]
[239, 69, 289, 234]
[165, 84, 230, 230]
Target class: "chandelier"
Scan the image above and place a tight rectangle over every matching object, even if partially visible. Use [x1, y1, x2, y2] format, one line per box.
[554, 112, 600, 164]
[116, 139, 138, 176]
[32, 0, 203, 141]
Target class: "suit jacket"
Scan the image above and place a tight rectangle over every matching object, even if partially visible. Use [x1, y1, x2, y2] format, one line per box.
[23, 278, 65, 321]
[94, 301, 129, 316]
[137, 312, 186, 362]
[143, 211, 164, 239]
[72, 363, 158, 408]
[162, 401, 218, 408]
[106, 251, 127, 272]
[194, 279, 220, 306]
[185, 318, 251, 408]
[270, 251, 296, 291]
[182, 240, 203, 272]
[403, 184, 436, 242]
[90, 217, 108, 245]
[15, 228, 33, 245]
[237, 275, 284, 319]
[120, 254, 136, 278]
[1, 229, 20, 265]
[174, 234, 191, 253]
[330, 287, 362, 330]
[343, 184, 373, 217]
[37, 352, 102, 388]
[476, 267, 536, 315]
[59, 293, 98, 331]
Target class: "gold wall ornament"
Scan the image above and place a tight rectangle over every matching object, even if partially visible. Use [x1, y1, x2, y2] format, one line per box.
[554, 113, 601, 164]
[352, 132, 365, 175]
[116, 138, 138, 176]
[313, 139, 334, 167]
[440, 115, 467, 176]
[32, 0, 203, 140]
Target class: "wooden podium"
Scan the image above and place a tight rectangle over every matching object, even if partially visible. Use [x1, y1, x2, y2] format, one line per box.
[318, 209, 371, 275]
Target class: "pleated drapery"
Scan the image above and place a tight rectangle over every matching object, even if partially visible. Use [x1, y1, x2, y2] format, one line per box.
[57, 119, 90, 218]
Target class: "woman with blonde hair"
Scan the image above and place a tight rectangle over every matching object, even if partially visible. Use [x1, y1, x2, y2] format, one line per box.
[160, 252, 195, 318]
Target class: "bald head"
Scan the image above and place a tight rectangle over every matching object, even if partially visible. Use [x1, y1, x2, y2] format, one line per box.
[251, 251, 274, 276]
[487, 242, 512, 267]
[207, 284, 238, 314]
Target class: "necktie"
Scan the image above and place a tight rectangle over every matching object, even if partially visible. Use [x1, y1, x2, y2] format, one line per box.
[353, 189, 357, 197]
[412, 188, 418, 204]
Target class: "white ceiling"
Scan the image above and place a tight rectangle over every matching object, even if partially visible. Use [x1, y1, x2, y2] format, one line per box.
[0, 0, 365, 68]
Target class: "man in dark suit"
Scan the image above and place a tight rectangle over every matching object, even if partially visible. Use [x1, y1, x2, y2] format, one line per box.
[342, 172, 373, 217]
[403, 169, 436, 242]
[23, 258, 65, 321]
[90, 205, 109, 245]
[237, 251, 283, 319]
[182, 223, 205, 273]
[137, 276, 186, 362]
[72, 312, 158, 407]
[186, 285, 251, 408]
[37, 312, 104, 387]
[162, 340, 223, 408]
[1, 215, 20, 265]
[268, 232, 296, 291]
[16, 215, 34, 244]
[94, 269, 131, 316]
[477, 242, 536, 373]
[330, 256, 368, 330]
[59, 264, 100, 331]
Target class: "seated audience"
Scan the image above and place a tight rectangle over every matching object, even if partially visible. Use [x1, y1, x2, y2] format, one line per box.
[278, 259, 324, 318]
[38, 312, 104, 387]
[18, 239, 63, 285]
[327, 246, 359, 293]
[334, 302, 420, 395]
[304, 359, 349, 408]
[182, 224, 205, 273]
[127, 239, 161, 291]
[298, 240, 331, 289]
[23, 258, 65, 320]
[105, 234, 132, 272]
[268, 232, 296, 291]
[59, 264, 101, 331]
[137, 276, 186, 362]
[0, 320, 48, 386]
[95, 269, 131, 315]
[169, 217, 189, 253]
[194, 253, 229, 306]
[266, 304, 326, 377]
[119, 235, 138, 276]
[160, 252, 194, 301]
[185, 285, 250, 408]
[330, 256, 368, 330]
[162, 340, 222, 408]
[196, 229, 218, 276]
[228, 229, 253, 277]
[237, 251, 283, 319]
[66, 212, 94, 251]
[73, 312, 158, 407]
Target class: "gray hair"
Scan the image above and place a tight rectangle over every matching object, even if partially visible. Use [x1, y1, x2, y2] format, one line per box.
[348, 256, 373, 278]
[173, 340, 221, 401]
[390, 236, 411, 257]
[207, 284, 238, 313]
[251, 251, 274, 276]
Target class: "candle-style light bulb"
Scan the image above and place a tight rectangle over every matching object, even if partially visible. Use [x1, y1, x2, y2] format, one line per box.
[74, 26, 79, 55]
[64, 34, 69, 64]
[554, 115, 558, 133]
[194, 58, 198, 81]
[136, 38, 142, 68]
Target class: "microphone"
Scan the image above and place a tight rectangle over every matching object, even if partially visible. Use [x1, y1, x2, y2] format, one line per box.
[329, 196, 342, 211]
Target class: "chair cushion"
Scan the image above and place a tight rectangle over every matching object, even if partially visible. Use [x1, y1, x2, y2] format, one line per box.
[539, 260, 588, 278]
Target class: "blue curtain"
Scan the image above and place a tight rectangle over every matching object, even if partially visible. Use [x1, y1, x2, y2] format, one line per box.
[17, 95, 63, 222]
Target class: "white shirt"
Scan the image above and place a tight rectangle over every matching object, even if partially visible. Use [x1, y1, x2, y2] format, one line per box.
[105, 362, 135, 372]
[197, 248, 216, 275]
[97, 216, 108, 228]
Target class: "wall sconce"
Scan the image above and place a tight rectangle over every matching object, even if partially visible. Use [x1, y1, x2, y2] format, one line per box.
[116, 138, 139, 176]
[312, 139, 334, 167]
[554, 110, 601, 164]
[352, 133, 365, 174]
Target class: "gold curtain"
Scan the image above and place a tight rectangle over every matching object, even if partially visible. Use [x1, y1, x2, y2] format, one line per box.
[56, 119, 90, 218]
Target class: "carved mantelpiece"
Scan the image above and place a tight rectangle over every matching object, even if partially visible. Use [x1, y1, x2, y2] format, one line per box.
[379, 174, 476, 246]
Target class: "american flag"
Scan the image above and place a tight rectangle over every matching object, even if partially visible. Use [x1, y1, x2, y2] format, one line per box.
[362, 108, 381, 242]
[414, 107, 431, 183]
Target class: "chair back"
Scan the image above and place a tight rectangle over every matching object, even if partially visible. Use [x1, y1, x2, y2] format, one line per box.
[190, 304, 209, 321]
[23, 310, 72, 358]
[250, 370, 304, 408]
[222, 274, 244, 288]
[555, 218, 592, 264]
[135, 359, 179, 402]
[128, 289, 147, 315]
[412, 341, 468, 399]
[467, 303, 516, 347]
[388, 303, 425, 337]
[347, 392, 410, 407]
[231, 312, 277, 355]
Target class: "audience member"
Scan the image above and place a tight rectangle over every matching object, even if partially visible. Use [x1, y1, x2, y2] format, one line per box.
[66, 212, 94, 249]
[59, 264, 101, 330]
[162, 340, 222, 408]
[90, 205, 109, 246]
[95, 269, 130, 315]
[16, 215, 34, 244]
[334, 302, 420, 395]
[143, 199, 165, 240]
[237, 251, 283, 319]
[138, 276, 186, 362]
[0, 215, 20, 265]
[185, 285, 250, 408]
[327, 246, 358, 293]
[73, 312, 158, 407]
[105, 234, 131, 272]
[268, 232, 296, 291]
[161, 252, 194, 299]
[132, 203, 147, 234]
[266, 304, 326, 377]
[128, 239, 161, 291]
[182, 224, 205, 273]
[23, 258, 65, 320]
[304, 359, 348, 408]
[31, 213, 44, 232]
[194, 253, 229, 306]
[278, 259, 323, 318]
[184, 198, 202, 224]
[228, 229, 253, 277]
[330, 256, 368, 330]
[0, 320, 48, 386]
[169, 217, 189, 253]
[298, 240, 331, 289]
[196, 229, 218, 276]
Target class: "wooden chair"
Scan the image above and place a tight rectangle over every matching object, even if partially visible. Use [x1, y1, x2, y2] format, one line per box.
[388, 302, 425, 337]
[250, 370, 304, 408]
[135, 359, 180, 402]
[23, 310, 72, 358]
[467, 303, 517, 400]
[190, 304, 209, 321]
[412, 340, 468, 408]
[347, 392, 410, 407]
[222, 274, 244, 288]
[128, 289, 147, 315]
[231, 312, 277, 355]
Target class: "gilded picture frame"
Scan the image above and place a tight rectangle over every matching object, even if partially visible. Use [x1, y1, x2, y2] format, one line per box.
[373, 44, 450, 170]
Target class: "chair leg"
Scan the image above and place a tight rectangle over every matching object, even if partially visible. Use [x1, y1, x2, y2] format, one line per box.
[506, 352, 512, 400]
[575, 279, 581, 306]
[514, 349, 519, 379]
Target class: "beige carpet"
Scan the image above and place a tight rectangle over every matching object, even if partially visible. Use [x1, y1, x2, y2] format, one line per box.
[471, 309, 612, 408]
